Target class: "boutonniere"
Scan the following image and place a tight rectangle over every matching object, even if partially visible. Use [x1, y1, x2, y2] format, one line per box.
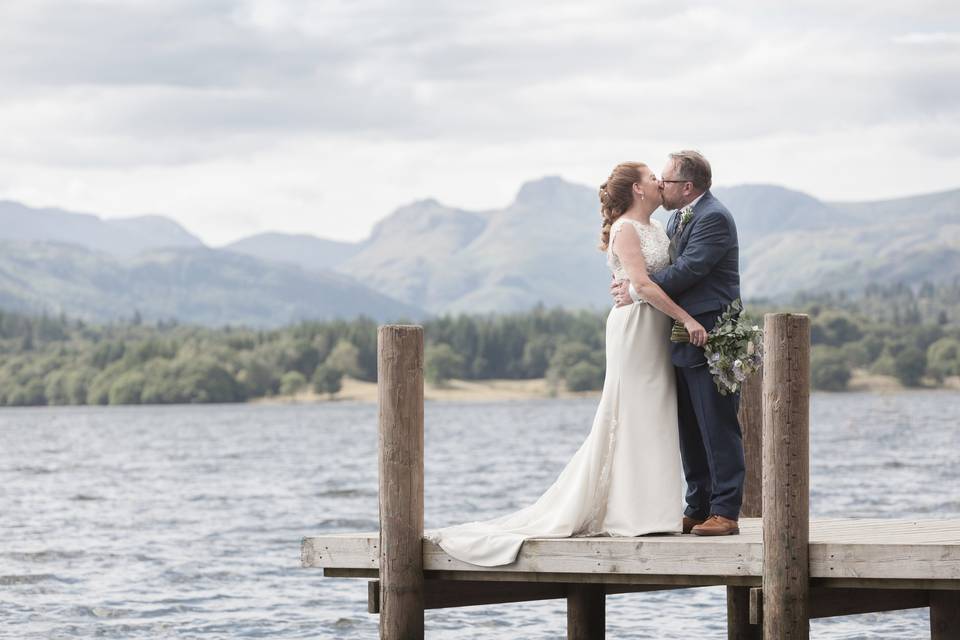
[677, 206, 694, 233]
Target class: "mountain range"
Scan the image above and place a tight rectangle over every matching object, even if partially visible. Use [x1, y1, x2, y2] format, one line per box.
[0, 200, 420, 326]
[226, 179, 960, 310]
[0, 180, 957, 326]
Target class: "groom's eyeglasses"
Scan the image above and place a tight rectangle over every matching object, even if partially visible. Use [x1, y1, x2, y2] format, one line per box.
[660, 179, 691, 184]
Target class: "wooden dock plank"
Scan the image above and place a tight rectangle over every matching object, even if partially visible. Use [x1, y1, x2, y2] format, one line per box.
[302, 518, 960, 584]
[423, 537, 762, 577]
[300, 533, 378, 569]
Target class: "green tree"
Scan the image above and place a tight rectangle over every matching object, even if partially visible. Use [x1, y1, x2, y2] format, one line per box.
[893, 347, 927, 387]
[857, 335, 886, 363]
[564, 361, 604, 392]
[65, 368, 96, 405]
[521, 335, 555, 378]
[546, 340, 603, 392]
[325, 339, 362, 378]
[141, 360, 178, 404]
[87, 361, 127, 405]
[280, 371, 308, 396]
[172, 356, 243, 403]
[839, 342, 871, 368]
[815, 313, 862, 346]
[548, 341, 597, 370]
[235, 358, 276, 398]
[91, 341, 126, 368]
[281, 338, 320, 377]
[109, 371, 146, 404]
[7, 380, 46, 406]
[811, 347, 852, 391]
[425, 343, 465, 387]
[312, 363, 344, 398]
[344, 318, 379, 380]
[44, 370, 71, 405]
[927, 338, 960, 382]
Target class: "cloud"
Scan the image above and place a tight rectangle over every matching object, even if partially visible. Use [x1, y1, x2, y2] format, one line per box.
[0, 0, 958, 243]
[893, 32, 960, 46]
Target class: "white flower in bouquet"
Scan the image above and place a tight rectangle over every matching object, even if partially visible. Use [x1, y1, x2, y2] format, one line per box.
[670, 299, 764, 395]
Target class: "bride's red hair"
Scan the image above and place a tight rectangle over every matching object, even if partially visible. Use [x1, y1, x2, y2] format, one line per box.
[598, 162, 646, 251]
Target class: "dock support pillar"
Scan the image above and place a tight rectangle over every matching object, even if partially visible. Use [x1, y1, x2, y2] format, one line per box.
[728, 370, 763, 639]
[761, 314, 810, 640]
[567, 584, 604, 639]
[931, 591, 960, 639]
[377, 325, 425, 640]
[728, 585, 760, 639]
[739, 368, 763, 520]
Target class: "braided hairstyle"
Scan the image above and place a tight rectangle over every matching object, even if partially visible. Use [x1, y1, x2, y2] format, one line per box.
[598, 162, 646, 250]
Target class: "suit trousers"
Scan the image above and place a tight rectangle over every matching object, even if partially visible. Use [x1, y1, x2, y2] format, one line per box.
[675, 364, 745, 521]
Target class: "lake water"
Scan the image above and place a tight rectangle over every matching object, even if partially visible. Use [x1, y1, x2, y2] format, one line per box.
[1, 392, 958, 639]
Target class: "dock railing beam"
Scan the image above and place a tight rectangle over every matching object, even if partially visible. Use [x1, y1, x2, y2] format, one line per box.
[761, 313, 810, 640]
[377, 325, 425, 640]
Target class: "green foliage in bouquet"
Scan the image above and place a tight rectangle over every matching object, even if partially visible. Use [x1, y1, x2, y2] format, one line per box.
[670, 299, 763, 395]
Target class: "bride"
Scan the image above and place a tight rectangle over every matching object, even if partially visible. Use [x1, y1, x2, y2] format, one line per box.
[427, 162, 709, 567]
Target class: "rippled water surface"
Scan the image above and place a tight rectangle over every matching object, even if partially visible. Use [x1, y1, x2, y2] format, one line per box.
[1, 392, 958, 639]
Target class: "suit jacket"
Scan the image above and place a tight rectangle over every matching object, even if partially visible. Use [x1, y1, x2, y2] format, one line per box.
[651, 190, 741, 368]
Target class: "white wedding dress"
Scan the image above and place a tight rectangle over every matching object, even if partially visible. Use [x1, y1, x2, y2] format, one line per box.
[427, 218, 684, 566]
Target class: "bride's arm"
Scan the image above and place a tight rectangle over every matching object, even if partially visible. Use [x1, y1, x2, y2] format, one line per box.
[612, 224, 708, 346]
[650, 211, 731, 296]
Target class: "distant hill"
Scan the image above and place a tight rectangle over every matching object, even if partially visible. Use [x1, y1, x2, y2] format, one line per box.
[830, 187, 960, 224]
[215, 180, 960, 313]
[710, 185, 843, 246]
[327, 180, 960, 311]
[1, 181, 957, 323]
[0, 200, 203, 257]
[224, 232, 362, 271]
[734, 186, 960, 298]
[0, 242, 423, 326]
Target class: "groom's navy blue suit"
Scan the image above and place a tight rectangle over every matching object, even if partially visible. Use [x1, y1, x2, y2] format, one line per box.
[650, 190, 745, 521]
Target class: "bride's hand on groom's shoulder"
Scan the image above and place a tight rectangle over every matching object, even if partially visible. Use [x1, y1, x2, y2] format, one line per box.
[610, 279, 632, 307]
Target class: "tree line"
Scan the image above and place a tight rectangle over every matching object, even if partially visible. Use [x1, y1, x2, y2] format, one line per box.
[1, 281, 958, 406]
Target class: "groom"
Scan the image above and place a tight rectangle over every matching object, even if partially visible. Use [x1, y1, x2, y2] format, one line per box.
[611, 150, 745, 536]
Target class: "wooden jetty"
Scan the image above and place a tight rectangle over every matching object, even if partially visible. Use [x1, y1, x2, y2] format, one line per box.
[301, 316, 960, 639]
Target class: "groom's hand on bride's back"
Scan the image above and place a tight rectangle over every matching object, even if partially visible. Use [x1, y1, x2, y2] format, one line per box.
[610, 278, 633, 307]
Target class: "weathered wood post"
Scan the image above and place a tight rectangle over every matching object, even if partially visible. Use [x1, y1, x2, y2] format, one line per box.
[930, 591, 960, 639]
[567, 584, 605, 639]
[740, 370, 763, 519]
[378, 325, 425, 640]
[761, 314, 810, 640]
[728, 368, 764, 640]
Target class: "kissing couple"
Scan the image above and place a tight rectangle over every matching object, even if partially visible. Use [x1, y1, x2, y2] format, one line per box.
[429, 150, 745, 567]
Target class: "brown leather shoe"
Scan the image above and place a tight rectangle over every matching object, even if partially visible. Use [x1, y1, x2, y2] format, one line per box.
[691, 515, 740, 536]
[682, 516, 705, 534]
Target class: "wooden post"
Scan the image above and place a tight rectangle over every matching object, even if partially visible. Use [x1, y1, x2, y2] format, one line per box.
[728, 585, 760, 640]
[761, 314, 810, 640]
[728, 370, 764, 639]
[739, 370, 763, 519]
[930, 591, 960, 639]
[377, 325, 425, 640]
[567, 584, 604, 639]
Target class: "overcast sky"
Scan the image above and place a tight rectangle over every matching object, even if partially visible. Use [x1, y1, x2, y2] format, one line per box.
[1, 1, 958, 245]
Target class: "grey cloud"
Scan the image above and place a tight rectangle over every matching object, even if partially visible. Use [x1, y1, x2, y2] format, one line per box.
[0, 0, 958, 168]
[0, 1, 445, 91]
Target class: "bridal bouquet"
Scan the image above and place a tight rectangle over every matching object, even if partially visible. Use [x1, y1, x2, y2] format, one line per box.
[670, 299, 763, 395]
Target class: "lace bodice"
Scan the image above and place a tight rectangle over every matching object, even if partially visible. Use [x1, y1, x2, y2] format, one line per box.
[606, 218, 671, 282]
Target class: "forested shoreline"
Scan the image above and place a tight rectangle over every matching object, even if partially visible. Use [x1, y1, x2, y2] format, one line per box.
[1, 281, 959, 407]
